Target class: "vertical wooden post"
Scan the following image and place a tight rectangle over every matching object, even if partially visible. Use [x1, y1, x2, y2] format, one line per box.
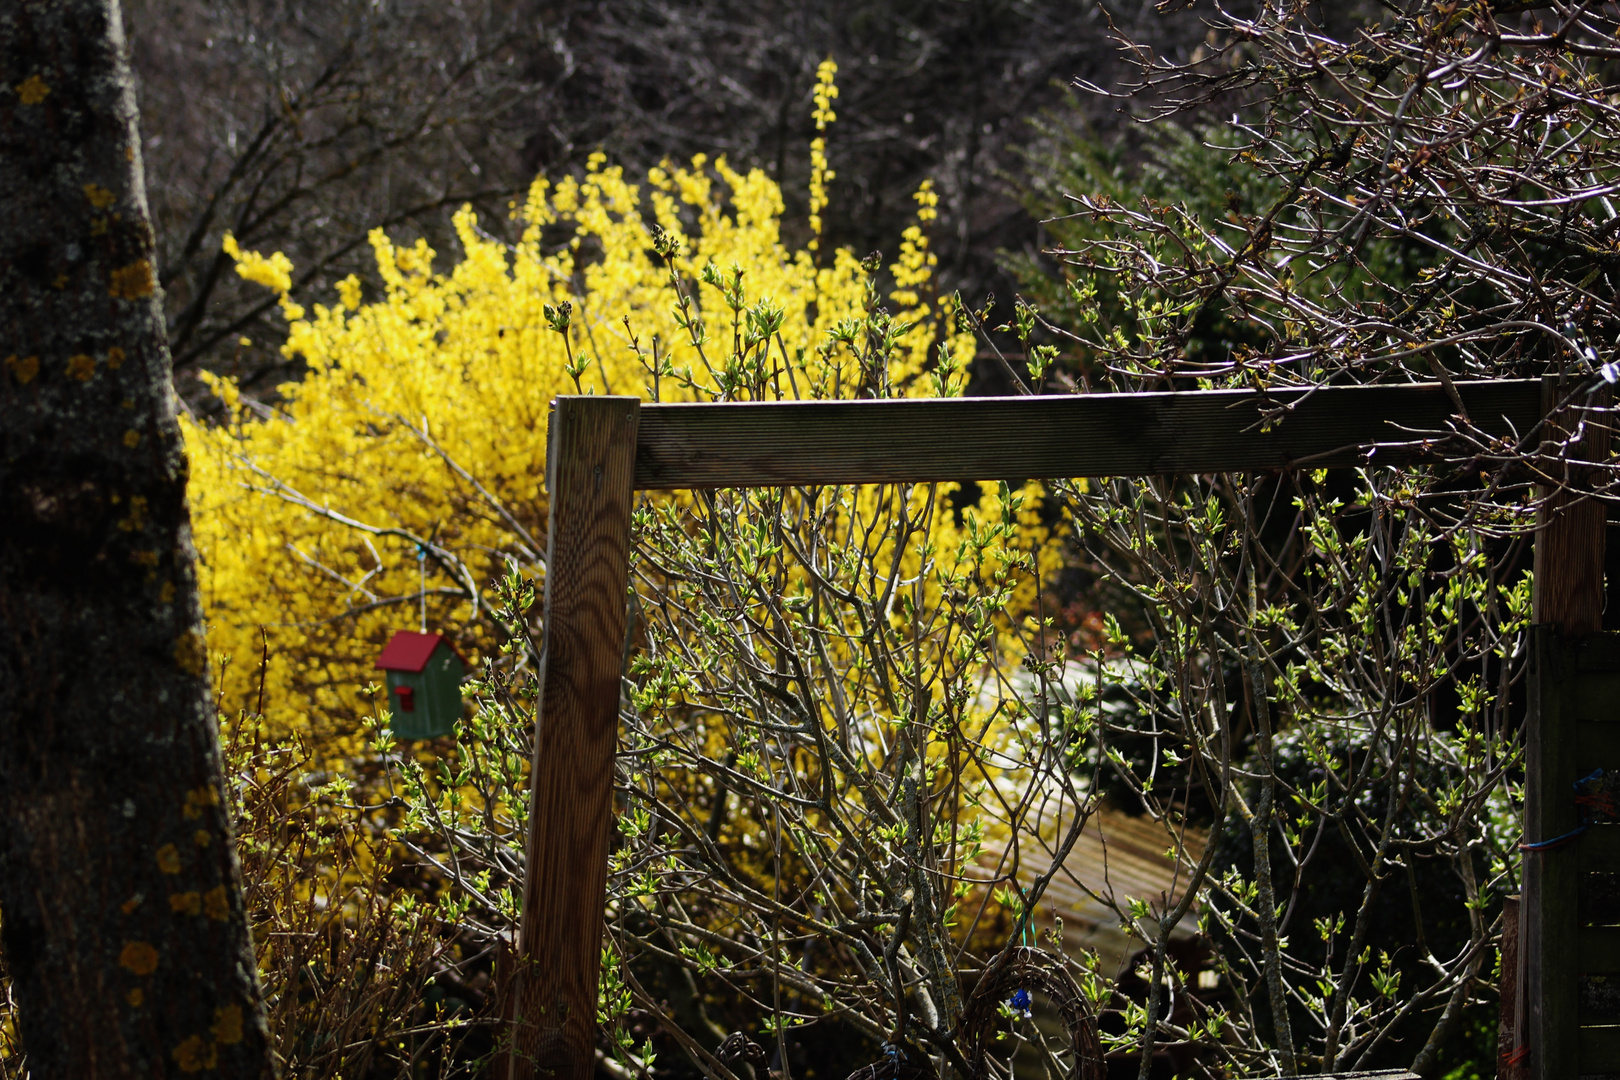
[1532, 376, 1610, 633]
[506, 396, 640, 1080]
[1523, 627, 1579, 1080]
[1523, 376, 1611, 1080]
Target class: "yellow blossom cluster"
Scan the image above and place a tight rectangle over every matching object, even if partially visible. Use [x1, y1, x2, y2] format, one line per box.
[890, 180, 940, 310]
[807, 57, 839, 249]
[182, 69, 1055, 769]
[221, 233, 294, 299]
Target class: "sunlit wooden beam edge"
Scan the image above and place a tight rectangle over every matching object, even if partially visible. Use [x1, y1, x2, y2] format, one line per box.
[633, 379, 1545, 490]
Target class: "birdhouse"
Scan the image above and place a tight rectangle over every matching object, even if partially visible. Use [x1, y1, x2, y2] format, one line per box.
[374, 631, 467, 739]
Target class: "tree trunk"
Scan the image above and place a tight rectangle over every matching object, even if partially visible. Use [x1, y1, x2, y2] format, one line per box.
[0, 2, 273, 1076]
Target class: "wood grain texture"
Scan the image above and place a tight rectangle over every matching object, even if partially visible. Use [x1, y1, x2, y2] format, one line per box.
[1524, 378, 1612, 1077]
[1573, 672, 1620, 718]
[1577, 926, 1620, 975]
[1585, 825, 1620, 865]
[1579, 722, 1620, 768]
[1521, 633, 1620, 1077]
[507, 396, 640, 1080]
[1533, 378, 1611, 634]
[1582, 1024, 1620, 1068]
[1525, 627, 1580, 1080]
[634, 380, 1541, 489]
[1499, 896, 1523, 1080]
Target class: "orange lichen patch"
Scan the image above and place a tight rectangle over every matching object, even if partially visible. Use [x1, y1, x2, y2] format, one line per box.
[4, 355, 39, 385]
[211, 1004, 244, 1045]
[118, 941, 159, 976]
[127, 988, 144, 1008]
[155, 843, 182, 874]
[118, 495, 148, 532]
[173, 630, 206, 676]
[182, 786, 220, 819]
[107, 346, 126, 369]
[193, 829, 211, 847]
[169, 891, 201, 916]
[16, 75, 49, 106]
[120, 893, 144, 915]
[124, 429, 141, 448]
[173, 1035, 216, 1073]
[83, 184, 116, 209]
[66, 354, 95, 381]
[203, 885, 230, 922]
[109, 259, 155, 299]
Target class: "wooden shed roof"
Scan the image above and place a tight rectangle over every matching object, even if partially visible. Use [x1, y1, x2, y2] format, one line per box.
[977, 806, 1209, 976]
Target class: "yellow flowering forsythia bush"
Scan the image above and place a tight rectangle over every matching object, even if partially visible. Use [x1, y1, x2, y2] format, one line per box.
[185, 61, 1096, 1076]
[187, 157, 976, 759]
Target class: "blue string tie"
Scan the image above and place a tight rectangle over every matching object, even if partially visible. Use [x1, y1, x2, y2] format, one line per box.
[1521, 769, 1613, 850]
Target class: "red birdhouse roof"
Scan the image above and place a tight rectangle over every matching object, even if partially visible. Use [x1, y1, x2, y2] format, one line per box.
[374, 630, 465, 673]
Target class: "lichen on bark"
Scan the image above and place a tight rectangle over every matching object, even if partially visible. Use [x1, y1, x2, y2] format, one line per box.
[0, 1, 273, 1075]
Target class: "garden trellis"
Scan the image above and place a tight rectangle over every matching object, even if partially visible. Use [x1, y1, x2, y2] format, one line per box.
[498, 378, 1603, 1080]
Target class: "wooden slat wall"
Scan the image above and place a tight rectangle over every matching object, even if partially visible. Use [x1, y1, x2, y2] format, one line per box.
[633, 379, 1541, 489]
[1527, 631, 1620, 1077]
[1584, 1025, 1620, 1065]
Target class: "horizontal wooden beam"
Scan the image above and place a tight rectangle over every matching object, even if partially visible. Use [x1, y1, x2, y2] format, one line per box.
[633, 379, 1542, 489]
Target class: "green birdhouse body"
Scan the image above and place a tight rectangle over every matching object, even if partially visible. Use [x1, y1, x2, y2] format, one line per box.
[374, 631, 466, 739]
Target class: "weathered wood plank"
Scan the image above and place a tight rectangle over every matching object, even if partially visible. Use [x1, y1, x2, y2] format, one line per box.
[1580, 1023, 1620, 1069]
[1532, 377, 1610, 633]
[506, 397, 640, 1080]
[1578, 636, 1620, 673]
[1579, 926, 1620, 974]
[1501, 895, 1524, 1080]
[633, 379, 1541, 489]
[1586, 826, 1620, 866]
[1577, 722, 1620, 771]
[1526, 627, 1582, 1080]
[1573, 674, 1620, 720]
[1523, 373, 1612, 1079]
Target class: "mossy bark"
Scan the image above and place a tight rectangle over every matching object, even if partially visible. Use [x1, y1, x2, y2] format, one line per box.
[0, 2, 272, 1075]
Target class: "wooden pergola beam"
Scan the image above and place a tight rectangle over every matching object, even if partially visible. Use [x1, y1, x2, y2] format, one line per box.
[634, 378, 1541, 489]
